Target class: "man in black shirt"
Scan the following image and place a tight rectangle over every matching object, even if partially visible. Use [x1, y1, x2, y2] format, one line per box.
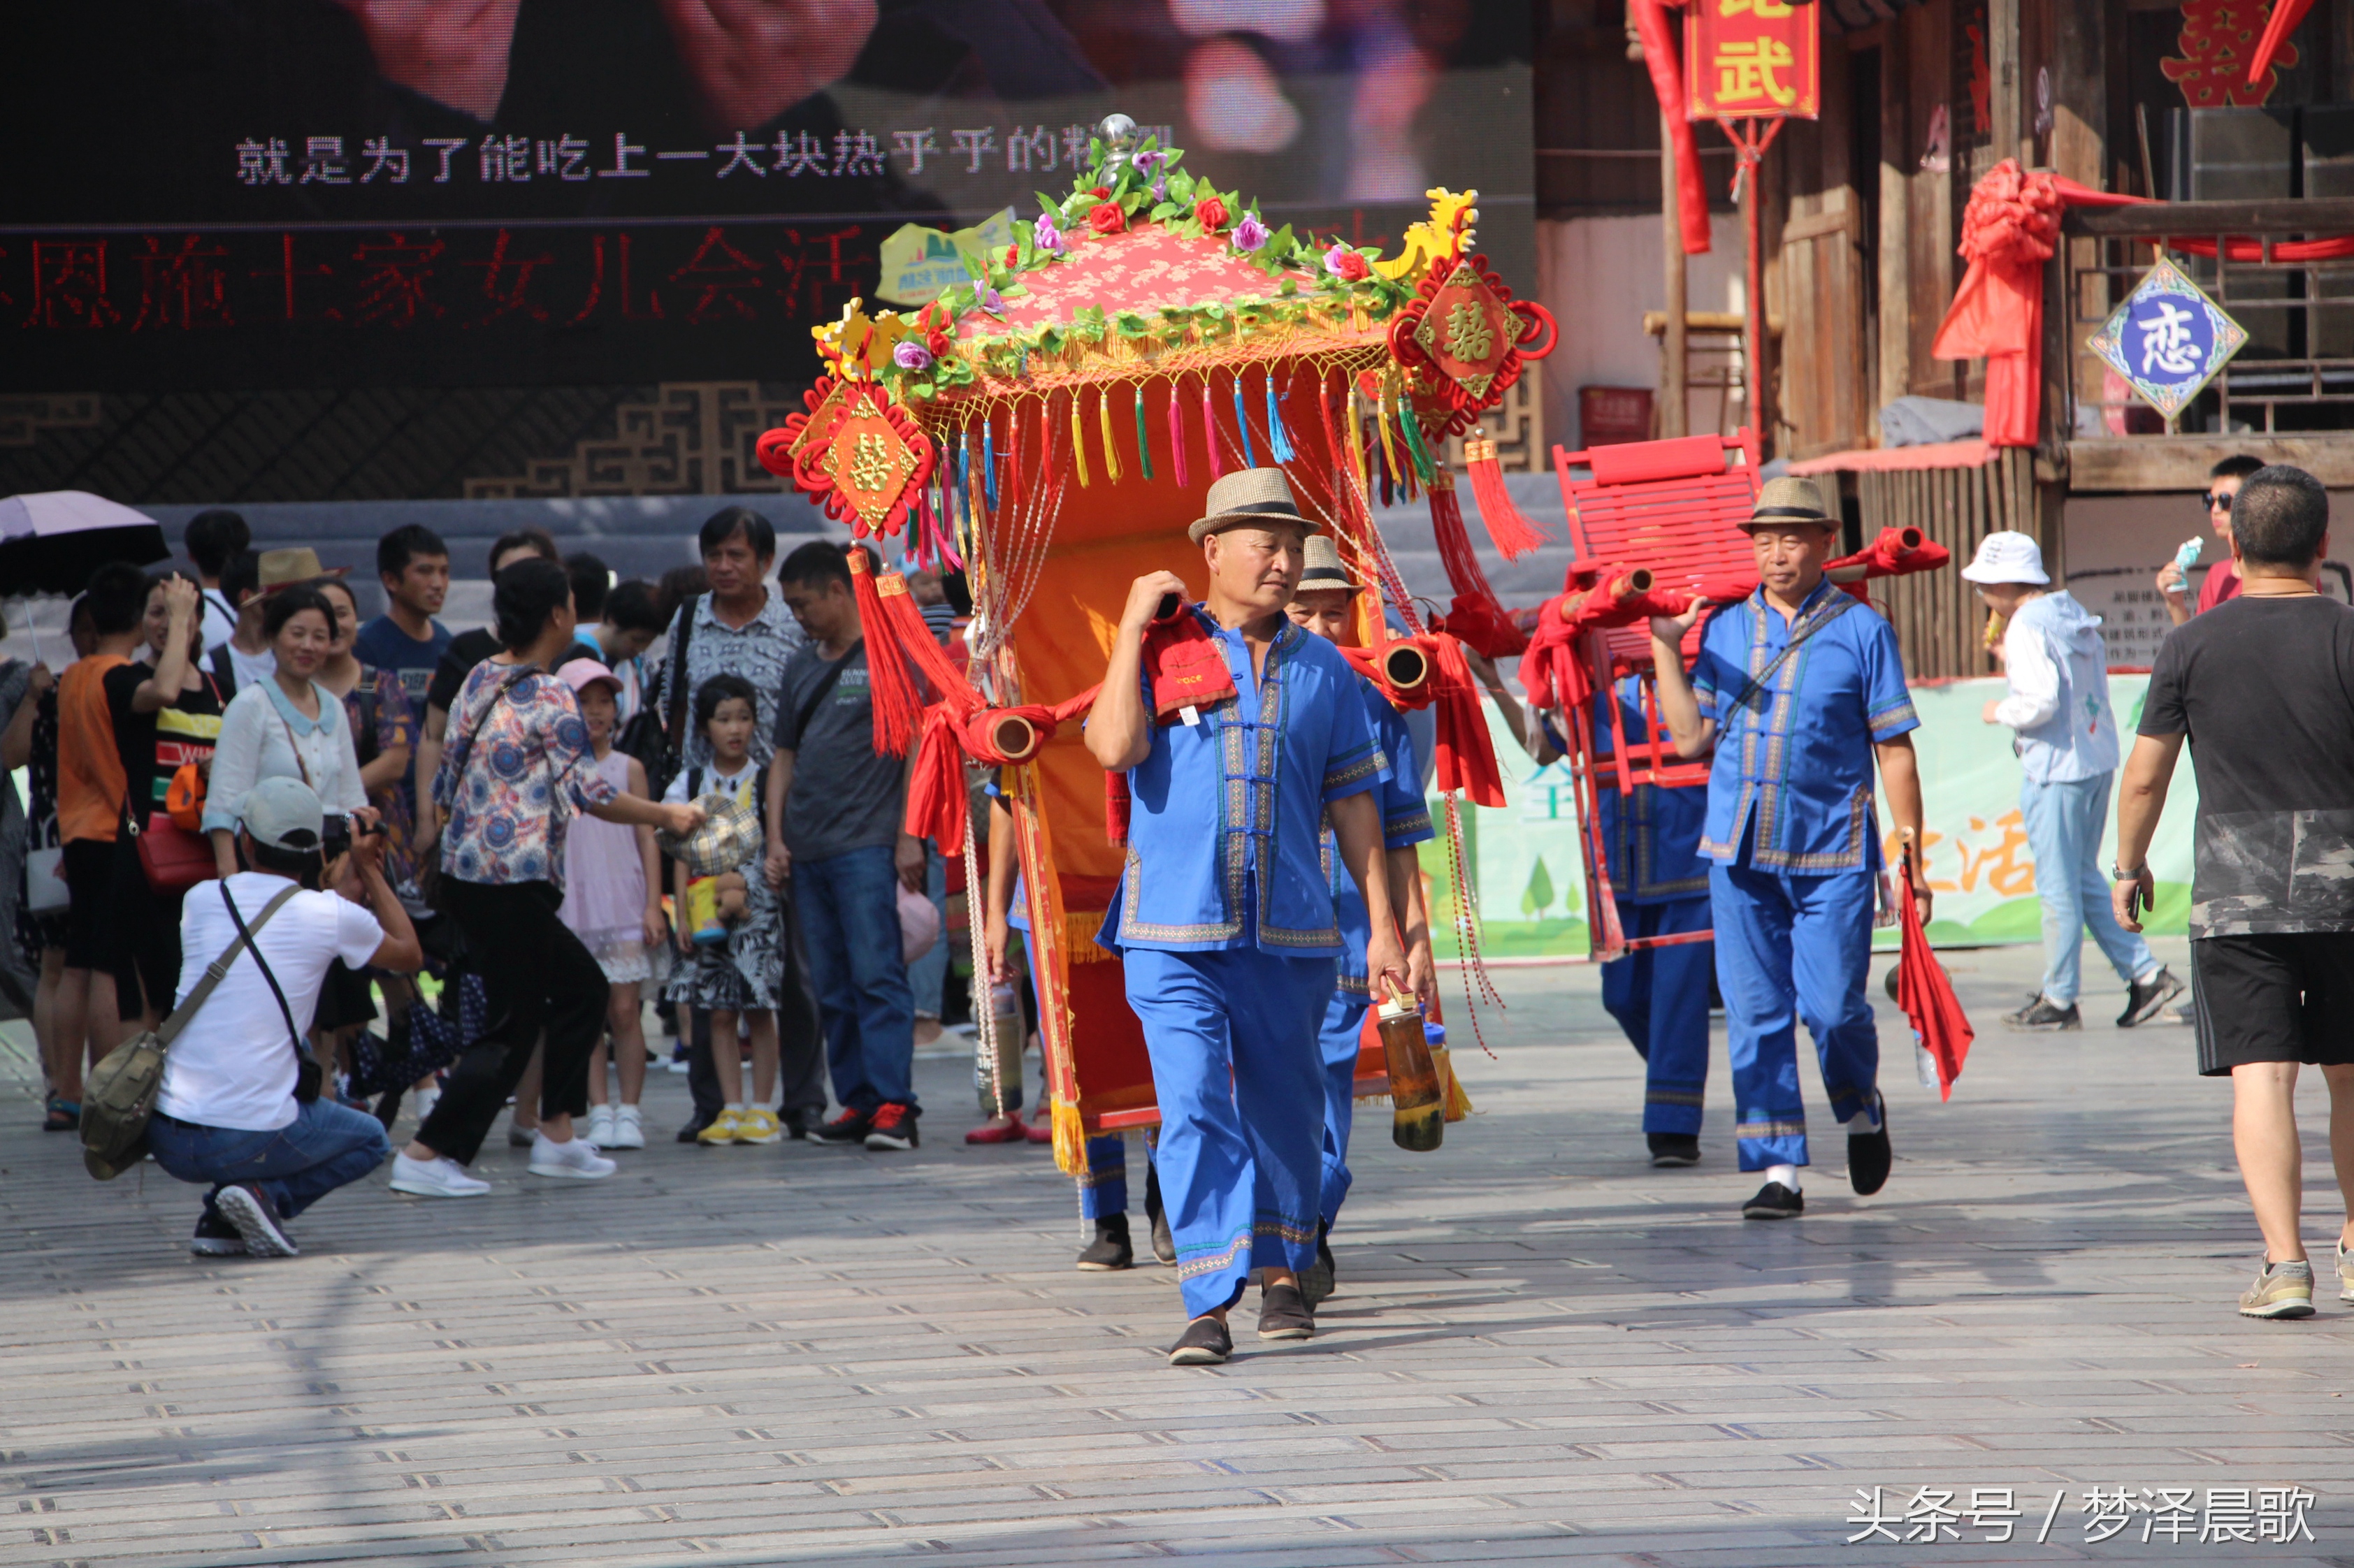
[2115, 463, 2354, 1322]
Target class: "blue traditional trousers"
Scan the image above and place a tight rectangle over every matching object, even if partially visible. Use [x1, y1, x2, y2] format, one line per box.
[1123, 943, 1334, 1319]
[1317, 990, 1369, 1229]
[1598, 896, 1714, 1135]
[1710, 859, 1879, 1171]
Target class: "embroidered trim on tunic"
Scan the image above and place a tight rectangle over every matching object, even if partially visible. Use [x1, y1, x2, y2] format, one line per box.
[1174, 1224, 1255, 1281]
[1735, 1117, 1809, 1142]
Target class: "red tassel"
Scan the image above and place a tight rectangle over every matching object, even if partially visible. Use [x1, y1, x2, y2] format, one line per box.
[1202, 377, 1223, 481]
[879, 573, 983, 714]
[1427, 634, 1508, 808]
[1463, 430, 1549, 560]
[1167, 382, 1189, 491]
[849, 547, 922, 757]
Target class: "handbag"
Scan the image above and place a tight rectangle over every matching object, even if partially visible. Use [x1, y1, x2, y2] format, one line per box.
[128, 792, 216, 896]
[80, 883, 302, 1180]
[26, 845, 69, 914]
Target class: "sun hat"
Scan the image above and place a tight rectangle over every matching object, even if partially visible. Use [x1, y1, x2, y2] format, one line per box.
[257, 547, 350, 593]
[1187, 467, 1322, 544]
[1742, 475, 1835, 530]
[1958, 530, 2051, 586]
[240, 775, 325, 850]
[1292, 532, 1360, 594]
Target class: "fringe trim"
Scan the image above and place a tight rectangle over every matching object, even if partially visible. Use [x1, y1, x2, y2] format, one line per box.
[1051, 1099, 1088, 1177]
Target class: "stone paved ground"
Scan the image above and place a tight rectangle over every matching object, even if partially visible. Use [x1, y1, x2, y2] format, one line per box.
[6, 936, 2354, 1567]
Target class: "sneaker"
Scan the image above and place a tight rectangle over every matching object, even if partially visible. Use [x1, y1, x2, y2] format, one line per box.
[1647, 1133, 1701, 1167]
[1077, 1216, 1134, 1271]
[215, 1183, 298, 1258]
[528, 1132, 617, 1180]
[2240, 1259, 2317, 1320]
[390, 1152, 491, 1198]
[2117, 967, 2186, 1028]
[2338, 1242, 2354, 1304]
[812, 1108, 874, 1145]
[507, 1121, 537, 1148]
[189, 1210, 247, 1256]
[1300, 1222, 1337, 1309]
[864, 1102, 920, 1151]
[586, 1105, 616, 1147]
[734, 1108, 784, 1146]
[1742, 1181, 1805, 1220]
[607, 1105, 646, 1149]
[1167, 1316, 1232, 1367]
[697, 1108, 746, 1146]
[1257, 1281, 1315, 1341]
[2002, 996, 2081, 1031]
[1847, 1094, 1892, 1197]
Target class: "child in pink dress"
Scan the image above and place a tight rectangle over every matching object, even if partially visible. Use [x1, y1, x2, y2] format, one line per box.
[556, 660, 667, 1150]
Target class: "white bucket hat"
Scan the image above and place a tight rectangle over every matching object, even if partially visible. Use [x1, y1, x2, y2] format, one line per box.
[1959, 530, 2050, 586]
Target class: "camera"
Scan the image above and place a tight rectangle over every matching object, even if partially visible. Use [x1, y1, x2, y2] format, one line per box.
[320, 814, 351, 856]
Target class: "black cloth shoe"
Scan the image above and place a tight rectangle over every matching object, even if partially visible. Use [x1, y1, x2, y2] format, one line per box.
[811, 1108, 874, 1145]
[189, 1210, 246, 1256]
[1076, 1216, 1134, 1271]
[1848, 1094, 1892, 1196]
[1647, 1133, 1701, 1167]
[1300, 1222, 1336, 1309]
[1168, 1316, 1232, 1366]
[677, 1113, 714, 1145]
[1742, 1181, 1805, 1220]
[2003, 996, 2081, 1031]
[1257, 1281, 1315, 1341]
[2117, 966, 2186, 1028]
[781, 1106, 823, 1140]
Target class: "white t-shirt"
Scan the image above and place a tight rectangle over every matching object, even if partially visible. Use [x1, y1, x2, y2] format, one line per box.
[663, 757, 758, 809]
[154, 873, 386, 1132]
[199, 588, 238, 653]
[223, 641, 276, 692]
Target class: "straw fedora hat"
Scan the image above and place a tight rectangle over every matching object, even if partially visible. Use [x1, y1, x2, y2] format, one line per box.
[1187, 467, 1322, 544]
[1742, 475, 1835, 530]
[1292, 532, 1361, 594]
[257, 546, 349, 593]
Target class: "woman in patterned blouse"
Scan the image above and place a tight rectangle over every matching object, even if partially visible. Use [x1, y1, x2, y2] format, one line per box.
[391, 559, 703, 1200]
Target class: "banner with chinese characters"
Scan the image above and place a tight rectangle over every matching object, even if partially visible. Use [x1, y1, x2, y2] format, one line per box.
[1684, 0, 1823, 121]
[0, 8, 1536, 392]
[1422, 677, 2197, 961]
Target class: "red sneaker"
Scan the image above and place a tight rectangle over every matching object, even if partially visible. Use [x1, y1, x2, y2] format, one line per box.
[965, 1117, 1026, 1145]
[864, 1102, 920, 1151]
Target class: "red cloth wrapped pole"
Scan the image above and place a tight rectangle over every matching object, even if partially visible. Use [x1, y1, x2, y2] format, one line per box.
[2250, 0, 2316, 85]
[1631, 0, 1711, 258]
[1896, 836, 1974, 1101]
[1930, 159, 2063, 449]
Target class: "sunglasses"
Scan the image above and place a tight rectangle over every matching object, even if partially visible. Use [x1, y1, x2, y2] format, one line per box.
[2204, 491, 2235, 511]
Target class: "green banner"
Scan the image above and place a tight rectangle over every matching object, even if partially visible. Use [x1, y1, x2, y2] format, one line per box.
[1421, 676, 2195, 959]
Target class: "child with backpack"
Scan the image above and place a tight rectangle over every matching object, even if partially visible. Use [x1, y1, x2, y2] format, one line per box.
[556, 658, 668, 1150]
[663, 673, 784, 1145]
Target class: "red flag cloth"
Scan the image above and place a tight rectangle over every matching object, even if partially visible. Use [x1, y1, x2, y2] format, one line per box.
[1631, 0, 1712, 257]
[902, 702, 972, 850]
[1896, 849, 1974, 1101]
[1930, 160, 2064, 449]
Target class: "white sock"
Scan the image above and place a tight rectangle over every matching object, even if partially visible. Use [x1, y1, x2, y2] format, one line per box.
[724, 1102, 745, 1113]
[1766, 1162, 1800, 1192]
[1843, 1097, 1882, 1135]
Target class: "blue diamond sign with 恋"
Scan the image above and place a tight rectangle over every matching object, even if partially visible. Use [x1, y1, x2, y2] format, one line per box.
[2086, 255, 2249, 422]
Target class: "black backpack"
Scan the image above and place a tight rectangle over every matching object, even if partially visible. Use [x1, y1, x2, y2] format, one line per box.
[618, 600, 695, 801]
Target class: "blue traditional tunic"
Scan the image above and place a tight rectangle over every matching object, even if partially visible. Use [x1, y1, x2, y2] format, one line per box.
[1691, 579, 1916, 1173]
[1099, 608, 1389, 1317]
[1315, 676, 1434, 1228]
[1692, 577, 1919, 872]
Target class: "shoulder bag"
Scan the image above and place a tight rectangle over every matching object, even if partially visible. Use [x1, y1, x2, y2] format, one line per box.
[81, 883, 302, 1179]
[624, 597, 698, 801]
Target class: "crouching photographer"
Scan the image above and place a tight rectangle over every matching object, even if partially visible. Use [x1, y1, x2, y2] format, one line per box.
[147, 776, 424, 1257]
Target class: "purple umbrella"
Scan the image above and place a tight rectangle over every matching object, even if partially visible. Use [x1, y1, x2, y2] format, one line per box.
[0, 490, 168, 597]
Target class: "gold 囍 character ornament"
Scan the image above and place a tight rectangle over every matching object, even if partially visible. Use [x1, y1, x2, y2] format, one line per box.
[774, 380, 936, 539]
[1391, 252, 1554, 437]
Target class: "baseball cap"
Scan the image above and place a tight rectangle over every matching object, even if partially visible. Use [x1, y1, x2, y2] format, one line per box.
[557, 656, 623, 698]
[1959, 531, 2051, 586]
[240, 775, 325, 850]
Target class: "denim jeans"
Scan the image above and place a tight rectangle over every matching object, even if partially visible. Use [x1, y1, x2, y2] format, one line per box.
[2020, 774, 2156, 1006]
[904, 845, 949, 1020]
[148, 1098, 390, 1220]
[797, 843, 918, 1111]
